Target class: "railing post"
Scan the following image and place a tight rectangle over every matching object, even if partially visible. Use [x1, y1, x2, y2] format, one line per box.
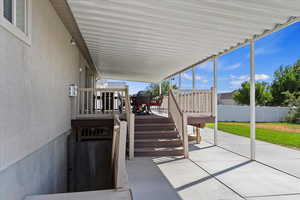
[168, 90, 171, 117]
[115, 120, 129, 189]
[129, 113, 135, 160]
[159, 82, 162, 95]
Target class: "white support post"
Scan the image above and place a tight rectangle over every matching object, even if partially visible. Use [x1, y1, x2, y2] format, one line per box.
[179, 73, 182, 89]
[192, 68, 195, 89]
[250, 40, 256, 160]
[159, 82, 162, 95]
[213, 57, 218, 146]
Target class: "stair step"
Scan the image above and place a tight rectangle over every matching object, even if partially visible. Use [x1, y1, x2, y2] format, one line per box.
[135, 147, 184, 157]
[135, 131, 179, 139]
[135, 130, 178, 134]
[134, 115, 183, 157]
[135, 123, 175, 131]
[135, 139, 182, 148]
[135, 117, 172, 124]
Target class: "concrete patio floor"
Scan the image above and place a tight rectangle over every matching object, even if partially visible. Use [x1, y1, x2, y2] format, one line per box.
[200, 127, 300, 178]
[127, 128, 300, 200]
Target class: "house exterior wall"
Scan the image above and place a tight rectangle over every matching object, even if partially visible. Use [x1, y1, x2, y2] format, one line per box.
[0, 0, 93, 199]
[0, 132, 68, 200]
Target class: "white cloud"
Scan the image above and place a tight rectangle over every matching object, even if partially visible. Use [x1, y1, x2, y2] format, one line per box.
[255, 74, 270, 81]
[182, 73, 203, 81]
[195, 75, 205, 81]
[182, 72, 208, 84]
[182, 73, 192, 80]
[229, 75, 249, 88]
[246, 47, 280, 58]
[229, 74, 270, 88]
[197, 62, 212, 71]
[224, 63, 241, 70]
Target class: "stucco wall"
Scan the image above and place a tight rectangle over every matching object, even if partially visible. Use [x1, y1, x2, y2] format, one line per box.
[0, 0, 88, 172]
[0, 132, 69, 200]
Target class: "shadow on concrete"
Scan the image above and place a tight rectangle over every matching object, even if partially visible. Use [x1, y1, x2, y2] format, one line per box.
[154, 157, 186, 165]
[188, 144, 216, 152]
[176, 160, 252, 192]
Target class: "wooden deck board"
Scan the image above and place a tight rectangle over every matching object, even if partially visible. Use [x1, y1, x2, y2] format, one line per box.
[187, 115, 215, 126]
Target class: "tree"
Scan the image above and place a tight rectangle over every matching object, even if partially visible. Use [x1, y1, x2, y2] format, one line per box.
[233, 81, 272, 106]
[145, 80, 177, 96]
[283, 91, 300, 123]
[270, 60, 300, 106]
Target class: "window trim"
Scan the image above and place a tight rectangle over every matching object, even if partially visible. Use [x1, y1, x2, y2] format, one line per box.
[0, 0, 32, 45]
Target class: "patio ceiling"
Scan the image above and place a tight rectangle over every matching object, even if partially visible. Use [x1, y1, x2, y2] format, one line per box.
[67, 0, 300, 82]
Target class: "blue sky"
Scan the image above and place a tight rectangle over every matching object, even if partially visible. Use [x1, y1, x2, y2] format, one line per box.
[103, 22, 300, 94]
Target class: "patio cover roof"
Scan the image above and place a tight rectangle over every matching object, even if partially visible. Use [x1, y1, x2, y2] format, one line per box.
[65, 0, 300, 82]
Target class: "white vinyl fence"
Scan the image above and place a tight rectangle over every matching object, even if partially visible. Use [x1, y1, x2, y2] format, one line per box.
[218, 105, 289, 122]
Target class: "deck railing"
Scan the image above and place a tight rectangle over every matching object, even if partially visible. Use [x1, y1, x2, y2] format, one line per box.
[168, 90, 189, 158]
[75, 87, 130, 117]
[74, 87, 135, 159]
[173, 88, 214, 115]
[155, 88, 214, 116]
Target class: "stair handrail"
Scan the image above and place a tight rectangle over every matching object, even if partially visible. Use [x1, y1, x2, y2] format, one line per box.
[124, 86, 135, 160]
[168, 89, 189, 158]
[112, 114, 129, 189]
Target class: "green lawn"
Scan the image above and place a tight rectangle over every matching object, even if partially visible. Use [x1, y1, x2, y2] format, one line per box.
[206, 122, 300, 149]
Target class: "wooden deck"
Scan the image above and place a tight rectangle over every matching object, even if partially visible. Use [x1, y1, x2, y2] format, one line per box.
[186, 114, 215, 127]
[149, 112, 214, 126]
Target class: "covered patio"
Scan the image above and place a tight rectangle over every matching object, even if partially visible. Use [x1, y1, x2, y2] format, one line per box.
[25, 1, 300, 200]
[56, 0, 300, 160]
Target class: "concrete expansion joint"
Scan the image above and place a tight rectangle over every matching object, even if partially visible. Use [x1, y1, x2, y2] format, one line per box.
[188, 158, 246, 200]
[203, 139, 300, 181]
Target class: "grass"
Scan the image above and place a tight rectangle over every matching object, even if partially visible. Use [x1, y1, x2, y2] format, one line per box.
[206, 122, 300, 149]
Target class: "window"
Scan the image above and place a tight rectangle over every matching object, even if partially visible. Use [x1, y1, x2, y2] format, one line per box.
[3, 0, 12, 23]
[16, 0, 26, 32]
[3, 0, 27, 33]
[1, 0, 31, 44]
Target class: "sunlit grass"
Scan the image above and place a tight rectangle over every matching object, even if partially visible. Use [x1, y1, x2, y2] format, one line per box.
[206, 122, 300, 149]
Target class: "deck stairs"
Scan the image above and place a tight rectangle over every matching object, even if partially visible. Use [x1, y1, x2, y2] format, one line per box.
[134, 115, 184, 157]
